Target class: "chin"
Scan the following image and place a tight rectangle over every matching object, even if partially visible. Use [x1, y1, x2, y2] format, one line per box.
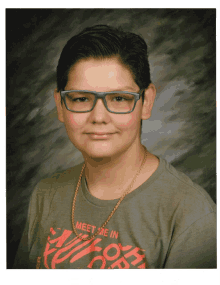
[81, 143, 121, 160]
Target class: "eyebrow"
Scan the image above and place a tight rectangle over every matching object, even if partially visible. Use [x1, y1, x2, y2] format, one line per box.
[65, 87, 139, 92]
[110, 87, 139, 92]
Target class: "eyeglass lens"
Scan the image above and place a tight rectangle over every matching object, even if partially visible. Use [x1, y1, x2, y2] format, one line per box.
[65, 91, 135, 113]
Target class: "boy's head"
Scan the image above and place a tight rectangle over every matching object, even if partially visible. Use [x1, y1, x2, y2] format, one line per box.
[54, 25, 156, 157]
[56, 25, 151, 94]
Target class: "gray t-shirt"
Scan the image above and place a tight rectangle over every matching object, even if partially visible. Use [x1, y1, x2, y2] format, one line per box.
[13, 157, 216, 269]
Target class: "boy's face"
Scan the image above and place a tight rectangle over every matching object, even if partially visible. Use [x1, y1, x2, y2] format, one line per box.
[54, 57, 156, 159]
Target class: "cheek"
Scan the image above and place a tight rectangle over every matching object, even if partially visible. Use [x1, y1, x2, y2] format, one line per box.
[63, 112, 87, 130]
[116, 103, 142, 134]
[117, 112, 140, 131]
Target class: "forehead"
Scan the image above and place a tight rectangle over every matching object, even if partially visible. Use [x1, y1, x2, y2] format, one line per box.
[66, 57, 138, 92]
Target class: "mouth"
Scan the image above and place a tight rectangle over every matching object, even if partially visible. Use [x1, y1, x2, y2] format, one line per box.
[86, 132, 115, 140]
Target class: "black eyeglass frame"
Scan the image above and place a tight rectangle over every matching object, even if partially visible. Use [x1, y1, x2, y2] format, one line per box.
[60, 89, 144, 114]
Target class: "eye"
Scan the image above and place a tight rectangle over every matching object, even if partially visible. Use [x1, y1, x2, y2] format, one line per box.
[114, 96, 125, 102]
[66, 93, 89, 102]
[74, 97, 88, 102]
[110, 93, 134, 102]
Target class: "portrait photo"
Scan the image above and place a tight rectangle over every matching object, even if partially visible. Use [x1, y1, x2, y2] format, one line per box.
[6, 8, 216, 271]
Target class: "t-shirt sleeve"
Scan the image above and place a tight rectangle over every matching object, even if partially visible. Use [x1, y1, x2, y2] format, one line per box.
[12, 168, 76, 269]
[12, 183, 42, 269]
[164, 211, 216, 268]
[12, 219, 31, 268]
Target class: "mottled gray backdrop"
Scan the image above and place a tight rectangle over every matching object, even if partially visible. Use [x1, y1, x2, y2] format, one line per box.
[6, 9, 216, 268]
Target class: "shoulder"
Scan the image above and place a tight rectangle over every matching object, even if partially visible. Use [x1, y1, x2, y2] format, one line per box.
[32, 162, 84, 200]
[26, 162, 85, 220]
[171, 159, 213, 205]
[155, 157, 215, 208]
[154, 157, 216, 229]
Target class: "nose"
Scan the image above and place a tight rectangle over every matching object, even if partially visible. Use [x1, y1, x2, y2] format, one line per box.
[89, 98, 110, 124]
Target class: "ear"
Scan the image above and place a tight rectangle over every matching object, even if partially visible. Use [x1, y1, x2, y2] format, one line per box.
[54, 89, 64, 123]
[141, 83, 156, 120]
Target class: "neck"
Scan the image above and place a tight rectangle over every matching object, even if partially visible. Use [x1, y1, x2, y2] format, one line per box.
[82, 143, 147, 199]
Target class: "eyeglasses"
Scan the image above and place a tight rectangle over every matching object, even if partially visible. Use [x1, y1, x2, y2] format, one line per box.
[60, 90, 143, 114]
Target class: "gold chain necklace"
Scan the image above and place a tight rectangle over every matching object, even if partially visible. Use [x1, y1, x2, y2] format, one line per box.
[71, 146, 148, 241]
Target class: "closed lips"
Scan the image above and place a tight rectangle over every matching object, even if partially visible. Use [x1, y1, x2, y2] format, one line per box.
[86, 132, 116, 135]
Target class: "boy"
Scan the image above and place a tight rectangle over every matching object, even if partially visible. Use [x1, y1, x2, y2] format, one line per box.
[13, 25, 216, 269]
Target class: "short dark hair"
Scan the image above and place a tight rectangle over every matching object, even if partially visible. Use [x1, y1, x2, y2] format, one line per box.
[56, 25, 151, 93]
